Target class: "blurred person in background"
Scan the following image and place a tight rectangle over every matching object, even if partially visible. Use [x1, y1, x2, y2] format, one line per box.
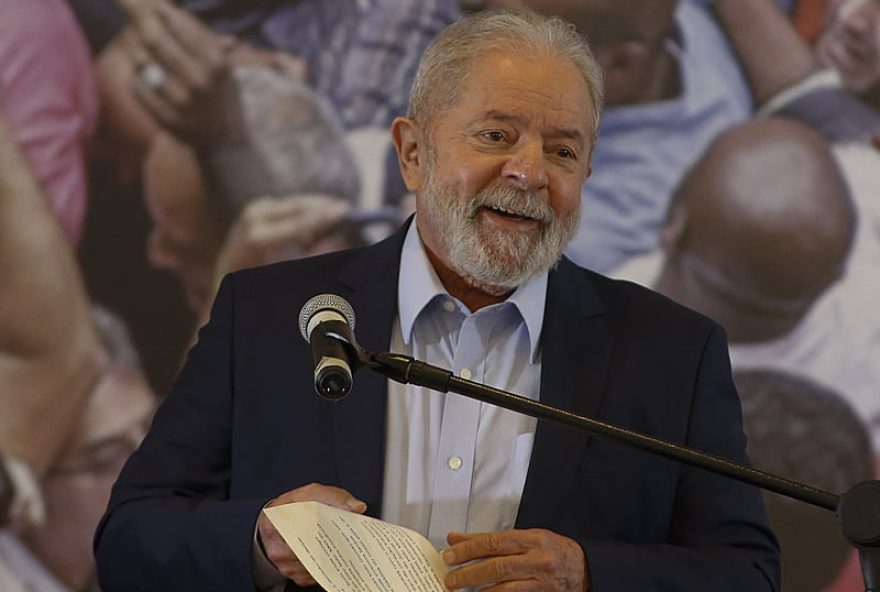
[142, 66, 365, 324]
[613, 118, 880, 452]
[0, 0, 99, 245]
[713, 0, 880, 142]
[712, 0, 880, 273]
[85, 0, 297, 185]
[65, 0, 310, 395]
[62, 0, 444, 396]
[116, 0, 457, 130]
[735, 369, 874, 592]
[0, 116, 104, 486]
[88, 0, 456, 203]
[187, 0, 459, 130]
[0, 306, 155, 592]
[815, 0, 880, 111]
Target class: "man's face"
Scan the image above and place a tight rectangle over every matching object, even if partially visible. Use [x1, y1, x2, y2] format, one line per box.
[22, 367, 155, 591]
[413, 50, 593, 291]
[143, 132, 225, 312]
[816, 0, 880, 94]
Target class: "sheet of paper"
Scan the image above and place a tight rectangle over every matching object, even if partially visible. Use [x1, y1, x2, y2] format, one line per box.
[264, 501, 450, 592]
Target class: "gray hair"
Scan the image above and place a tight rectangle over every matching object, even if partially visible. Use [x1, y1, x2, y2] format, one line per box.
[206, 66, 361, 221]
[408, 8, 604, 149]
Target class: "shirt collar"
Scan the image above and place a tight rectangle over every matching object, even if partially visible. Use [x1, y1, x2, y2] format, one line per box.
[397, 218, 548, 363]
[398, 219, 449, 346]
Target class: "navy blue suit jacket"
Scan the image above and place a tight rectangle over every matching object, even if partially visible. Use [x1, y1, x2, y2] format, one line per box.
[95, 224, 779, 591]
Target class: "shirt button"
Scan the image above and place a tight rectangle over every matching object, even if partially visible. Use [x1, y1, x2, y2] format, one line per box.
[448, 456, 463, 470]
[443, 300, 456, 312]
[460, 368, 472, 380]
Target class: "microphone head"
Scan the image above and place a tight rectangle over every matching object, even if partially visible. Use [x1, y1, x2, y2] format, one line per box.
[298, 294, 357, 341]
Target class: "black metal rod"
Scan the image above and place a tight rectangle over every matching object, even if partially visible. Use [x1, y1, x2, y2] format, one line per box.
[446, 374, 839, 510]
[367, 351, 840, 512]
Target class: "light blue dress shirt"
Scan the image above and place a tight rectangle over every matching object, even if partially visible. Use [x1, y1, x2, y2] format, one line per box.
[381, 221, 548, 551]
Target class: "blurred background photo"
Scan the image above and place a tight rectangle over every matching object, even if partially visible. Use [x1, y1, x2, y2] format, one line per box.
[1, 0, 877, 589]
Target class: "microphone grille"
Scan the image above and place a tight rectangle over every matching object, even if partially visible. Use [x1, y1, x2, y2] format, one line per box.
[298, 294, 356, 341]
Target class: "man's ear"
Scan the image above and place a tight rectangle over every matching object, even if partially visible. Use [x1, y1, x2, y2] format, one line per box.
[391, 116, 426, 192]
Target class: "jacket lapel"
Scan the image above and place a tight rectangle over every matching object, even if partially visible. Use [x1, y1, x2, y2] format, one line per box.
[326, 224, 409, 518]
[516, 259, 614, 528]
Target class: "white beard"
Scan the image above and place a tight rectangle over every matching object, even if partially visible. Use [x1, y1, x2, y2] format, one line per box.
[419, 165, 580, 294]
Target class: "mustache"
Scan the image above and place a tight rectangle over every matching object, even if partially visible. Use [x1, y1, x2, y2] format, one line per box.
[466, 186, 553, 224]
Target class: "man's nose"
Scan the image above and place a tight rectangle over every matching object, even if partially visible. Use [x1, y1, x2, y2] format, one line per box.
[501, 140, 549, 193]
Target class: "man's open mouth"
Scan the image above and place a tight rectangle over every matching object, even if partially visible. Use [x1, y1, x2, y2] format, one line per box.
[482, 204, 538, 222]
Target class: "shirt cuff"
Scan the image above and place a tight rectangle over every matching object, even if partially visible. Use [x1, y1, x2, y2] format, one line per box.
[758, 68, 841, 116]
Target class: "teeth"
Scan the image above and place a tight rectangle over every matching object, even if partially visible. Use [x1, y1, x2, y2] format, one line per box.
[489, 205, 528, 217]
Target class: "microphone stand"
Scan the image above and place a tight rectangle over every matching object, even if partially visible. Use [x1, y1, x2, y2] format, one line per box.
[359, 349, 880, 592]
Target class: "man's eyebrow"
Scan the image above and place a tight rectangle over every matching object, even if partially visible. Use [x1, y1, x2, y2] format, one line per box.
[547, 126, 586, 143]
[477, 110, 586, 143]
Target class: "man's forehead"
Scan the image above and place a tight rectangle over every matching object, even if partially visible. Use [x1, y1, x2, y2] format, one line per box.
[453, 51, 593, 130]
[465, 50, 587, 94]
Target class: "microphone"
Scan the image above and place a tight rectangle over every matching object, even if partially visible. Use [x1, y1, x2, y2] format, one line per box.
[298, 294, 358, 400]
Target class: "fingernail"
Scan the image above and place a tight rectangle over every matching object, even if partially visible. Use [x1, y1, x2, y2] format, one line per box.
[347, 498, 367, 512]
[442, 549, 455, 565]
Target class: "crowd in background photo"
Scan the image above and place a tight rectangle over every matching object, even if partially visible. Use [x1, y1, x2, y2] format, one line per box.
[0, 0, 878, 590]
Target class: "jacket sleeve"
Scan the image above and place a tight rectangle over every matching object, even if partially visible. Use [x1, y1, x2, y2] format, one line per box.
[94, 275, 269, 592]
[580, 325, 781, 591]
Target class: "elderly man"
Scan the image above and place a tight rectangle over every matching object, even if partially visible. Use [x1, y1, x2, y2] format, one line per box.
[95, 9, 779, 592]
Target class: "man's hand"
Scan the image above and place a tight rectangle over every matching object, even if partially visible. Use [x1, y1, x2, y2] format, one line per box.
[118, 0, 234, 138]
[443, 529, 589, 591]
[117, 0, 308, 144]
[257, 483, 367, 587]
[216, 194, 353, 279]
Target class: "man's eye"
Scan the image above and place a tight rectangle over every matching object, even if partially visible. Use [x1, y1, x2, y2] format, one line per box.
[557, 147, 577, 160]
[482, 131, 506, 142]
